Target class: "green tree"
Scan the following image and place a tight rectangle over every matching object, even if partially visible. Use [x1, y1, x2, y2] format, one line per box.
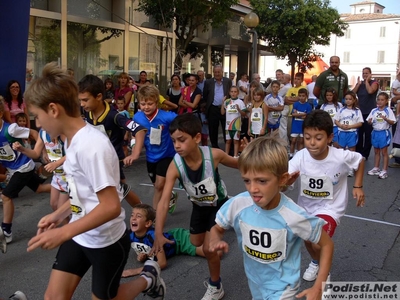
[136, 0, 239, 73]
[250, 0, 348, 82]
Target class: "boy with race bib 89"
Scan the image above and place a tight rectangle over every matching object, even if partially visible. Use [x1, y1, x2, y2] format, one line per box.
[209, 136, 333, 300]
[289, 110, 365, 282]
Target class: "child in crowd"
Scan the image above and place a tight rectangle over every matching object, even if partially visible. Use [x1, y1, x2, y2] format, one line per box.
[209, 136, 333, 300]
[116, 97, 131, 157]
[24, 62, 165, 299]
[0, 102, 50, 244]
[285, 72, 306, 147]
[289, 110, 365, 282]
[264, 80, 284, 133]
[248, 86, 268, 140]
[242, 80, 260, 141]
[122, 204, 205, 278]
[133, 85, 178, 211]
[199, 102, 209, 146]
[320, 87, 343, 148]
[366, 92, 396, 179]
[15, 113, 32, 149]
[13, 130, 68, 212]
[79, 75, 147, 208]
[104, 78, 115, 104]
[221, 86, 246, 158]
[151, 113, 238, 300]
[289, 88, 312, 158]
[334, 91, 364, 176]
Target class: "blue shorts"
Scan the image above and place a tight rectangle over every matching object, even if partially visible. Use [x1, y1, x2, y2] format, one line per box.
[333, 126, 339, 143]
[248, 280, 299, 300]
[268, 122, 280, 130]
[338, 131, 358, 148]
[372, 129, 391, 149]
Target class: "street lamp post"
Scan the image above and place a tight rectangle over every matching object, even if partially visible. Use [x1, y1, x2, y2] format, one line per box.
[243, 12, 260, 76]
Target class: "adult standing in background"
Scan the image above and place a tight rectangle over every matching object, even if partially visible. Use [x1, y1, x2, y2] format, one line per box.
[229, 72, 236, 86]
[307, 75, 318, 109]
[204, 65, 232, 148]
[197, 70, 205, 94]
[237, 73, 249, 100]
[278, 74, 292, 144]
[265, 69, 284, 94]
[352, 67, 379, 160]
[135, 71, 151, 89]
[313, 56, 348, 107]
[3, 80, 29, 126]
[165, 74, 182, 113]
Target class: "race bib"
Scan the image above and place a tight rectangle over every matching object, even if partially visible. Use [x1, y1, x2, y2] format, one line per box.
[0, 143, 16, 161]
[131, 242, 152, 256]
[68, 176, 86, 218]
[240, 221, 287, 264]
[300, 174, 333, 200]
[150, 127, 162, 145]
[186, 177, 218, 206]
[227, 104, 238, 114]
[271, 111, 280, 118]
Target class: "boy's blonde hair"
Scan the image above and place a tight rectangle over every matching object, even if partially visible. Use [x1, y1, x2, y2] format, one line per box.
[137, 85, 159, 103]
[24, 62, 80, 117]
[238, 136, 288, 178]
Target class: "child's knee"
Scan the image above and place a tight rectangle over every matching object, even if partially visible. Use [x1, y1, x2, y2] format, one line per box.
[1, 194, 12, 203]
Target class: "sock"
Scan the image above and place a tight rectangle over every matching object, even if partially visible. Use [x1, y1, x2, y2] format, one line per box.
[209, 277, 221, 289]
[141, 274, 152, 290]
[1, 222, 11, 234]
[312, 259, 319, 265]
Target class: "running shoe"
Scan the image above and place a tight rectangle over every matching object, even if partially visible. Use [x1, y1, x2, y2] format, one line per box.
[201, 281, 224, 300]
[141, 260, 166, 299]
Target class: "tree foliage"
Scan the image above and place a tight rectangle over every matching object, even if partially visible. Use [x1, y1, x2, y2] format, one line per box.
[137, 0, 239, 72]
[250, 0, 348, 81]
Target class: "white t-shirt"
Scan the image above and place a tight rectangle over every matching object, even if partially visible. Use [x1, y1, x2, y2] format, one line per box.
[391, 79, 400, 93]
[289, 147, 363, 224]
[224, 98, 245, 130]
[307, 82, 316, 99]
[238, 80, 249, 100]
[320, 103, 343, 128]
[367, 107, 396, 131]
[64, 123, 126, 248]
[333, 107, 364, 132]
[264, 94, 284, 125]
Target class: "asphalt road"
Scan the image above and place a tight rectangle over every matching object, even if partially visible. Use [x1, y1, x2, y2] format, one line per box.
[1, 147, 400, 299]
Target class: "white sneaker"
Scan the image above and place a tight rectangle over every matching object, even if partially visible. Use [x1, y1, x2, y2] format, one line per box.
[378, 171, 388, 179]
[9, 291, 27, 300]
[0, 228, 7, 254]
[201, 281, 224, 300]
[140, 260, 166, 299]
[303, 262, 319, 281]
[3, 231, 12, 244]
[367, 168, 380, 176]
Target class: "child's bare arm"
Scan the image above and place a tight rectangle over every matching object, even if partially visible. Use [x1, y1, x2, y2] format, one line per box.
[151, 164, 179, 255]
[212, 148, 239, 169]
[353, 158, 365, 207]
[12, 136, 44, 159]
[209, 224, 229, 254]
[296, 230, 333, 299]
[124, 129, 146, 166]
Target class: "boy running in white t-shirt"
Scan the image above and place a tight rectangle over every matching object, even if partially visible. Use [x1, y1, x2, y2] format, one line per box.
[289, 110, 365, 282]
[23, 62, 165, 299]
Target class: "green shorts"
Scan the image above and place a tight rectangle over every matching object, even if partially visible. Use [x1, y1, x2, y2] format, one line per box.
[168, 228, 196, 256]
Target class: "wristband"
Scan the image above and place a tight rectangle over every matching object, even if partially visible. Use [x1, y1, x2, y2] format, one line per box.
[353, 185, 363, 188]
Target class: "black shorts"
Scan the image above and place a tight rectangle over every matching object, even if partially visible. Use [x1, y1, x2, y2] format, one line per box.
[190, 198, 228, 234]
[53, 230, 130, 299]
[2, 169, 42, 199]
[146, 157, 173, 183]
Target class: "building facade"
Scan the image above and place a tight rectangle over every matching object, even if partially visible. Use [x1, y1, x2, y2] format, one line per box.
[26, 0, 263, 94]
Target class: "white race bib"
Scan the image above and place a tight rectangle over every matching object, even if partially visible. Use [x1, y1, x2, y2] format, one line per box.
[0, 143, 16, 161]
[240, 221, 287, 264]
[300, 174, 333, 200]
[68, 176, 86, 218]
[227, 104, 238, 114]
[150, 127, 162, 145]
[186, 177, 218, 206]
[131, 242, 152, 256]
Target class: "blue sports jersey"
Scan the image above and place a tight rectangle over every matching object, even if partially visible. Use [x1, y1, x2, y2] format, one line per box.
[291, 101, 312, 134]
[134, 109, 176, 163]
[129, 227, 176, 258]
[216, 192, 325, 292]
[0, 122, 32, 170]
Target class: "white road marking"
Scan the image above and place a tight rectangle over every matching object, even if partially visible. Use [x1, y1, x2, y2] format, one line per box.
[344, 214, 400, 227]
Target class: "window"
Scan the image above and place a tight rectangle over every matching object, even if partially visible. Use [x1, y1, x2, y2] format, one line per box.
[377, 51, 385, 63]
[345, 29, 351, 39]
[379, 26, 386, 37]
[343, 52, 350, 63]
